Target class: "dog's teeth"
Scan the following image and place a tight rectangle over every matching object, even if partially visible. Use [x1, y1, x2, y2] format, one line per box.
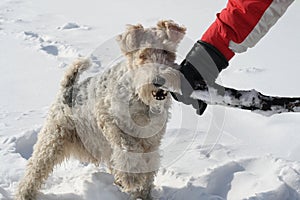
[155, 96, 165, 100]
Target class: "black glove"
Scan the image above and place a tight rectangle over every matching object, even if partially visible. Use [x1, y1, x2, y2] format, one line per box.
[172, 41, 229, 115]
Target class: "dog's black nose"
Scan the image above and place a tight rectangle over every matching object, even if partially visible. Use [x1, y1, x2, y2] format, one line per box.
[152, 76, 165, 88]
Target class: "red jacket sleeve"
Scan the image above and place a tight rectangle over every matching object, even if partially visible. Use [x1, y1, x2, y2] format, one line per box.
[201, 0, 294, 61]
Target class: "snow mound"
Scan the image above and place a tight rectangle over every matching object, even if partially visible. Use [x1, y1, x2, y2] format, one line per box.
[59, 22, 80, 30]
[58, 22, 91, 30]
[82, 172, 128, 200]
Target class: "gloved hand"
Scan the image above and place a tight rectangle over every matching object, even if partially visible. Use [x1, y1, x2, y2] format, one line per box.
[172, 41, 229, 115]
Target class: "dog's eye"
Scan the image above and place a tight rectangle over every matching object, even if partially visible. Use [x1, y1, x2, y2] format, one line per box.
[139, 53, 147, 60]
[162, 50, 169, 55]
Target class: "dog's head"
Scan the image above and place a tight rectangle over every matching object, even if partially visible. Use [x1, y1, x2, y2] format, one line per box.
[116, 20, 186, 113]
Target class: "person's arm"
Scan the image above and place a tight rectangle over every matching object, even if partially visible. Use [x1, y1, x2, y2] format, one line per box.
[202, 0, 295, 61]
[173, 0, 295, 115]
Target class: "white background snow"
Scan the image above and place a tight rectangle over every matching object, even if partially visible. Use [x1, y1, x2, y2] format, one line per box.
[1, 0, 300, 199]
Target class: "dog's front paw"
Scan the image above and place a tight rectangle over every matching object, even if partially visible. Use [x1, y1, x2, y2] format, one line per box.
[130, 190, 153, 200]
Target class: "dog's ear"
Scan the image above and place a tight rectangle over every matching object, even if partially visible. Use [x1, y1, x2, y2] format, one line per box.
[157, 20, 186, 44]
[116, 24, 144, 55]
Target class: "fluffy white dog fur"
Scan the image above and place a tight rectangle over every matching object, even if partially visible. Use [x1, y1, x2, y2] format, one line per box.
[16, 20, 186, 200]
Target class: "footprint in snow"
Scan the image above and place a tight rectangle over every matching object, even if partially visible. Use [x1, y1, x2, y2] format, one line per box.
[21, 31, 80, 59]
[14, 128, 40, 159]
[236, 67, 265, 73]
[203, 162, 245, 199]
[40, 45, 59, 56]
[23, 31, 39, 38]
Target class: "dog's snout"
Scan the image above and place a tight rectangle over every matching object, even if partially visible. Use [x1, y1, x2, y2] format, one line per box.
[152, 76, 166, 88]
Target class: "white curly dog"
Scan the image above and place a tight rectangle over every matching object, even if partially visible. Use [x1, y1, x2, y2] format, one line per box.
[16, 20, 186, 200]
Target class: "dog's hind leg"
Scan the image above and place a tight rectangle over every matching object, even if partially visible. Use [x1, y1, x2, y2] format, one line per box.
[16, 123, 70, 200]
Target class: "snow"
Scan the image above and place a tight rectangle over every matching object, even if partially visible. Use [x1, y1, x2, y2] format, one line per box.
[1, 0, 300, 199]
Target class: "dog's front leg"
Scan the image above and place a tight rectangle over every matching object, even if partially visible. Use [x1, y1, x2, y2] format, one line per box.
[112, 169, 155, 200]
[111, 144, 157, 200]
[100, 121, 157, 200]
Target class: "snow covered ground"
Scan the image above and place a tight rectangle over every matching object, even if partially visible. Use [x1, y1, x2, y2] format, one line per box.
[1, 0, 300, 199]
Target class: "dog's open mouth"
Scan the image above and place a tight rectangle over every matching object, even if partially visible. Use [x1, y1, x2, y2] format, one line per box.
[152, 89, 168, 100]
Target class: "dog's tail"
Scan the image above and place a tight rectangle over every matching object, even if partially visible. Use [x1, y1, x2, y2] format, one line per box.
[60, 58, 91, 107]
[60, 58, 91, 89]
